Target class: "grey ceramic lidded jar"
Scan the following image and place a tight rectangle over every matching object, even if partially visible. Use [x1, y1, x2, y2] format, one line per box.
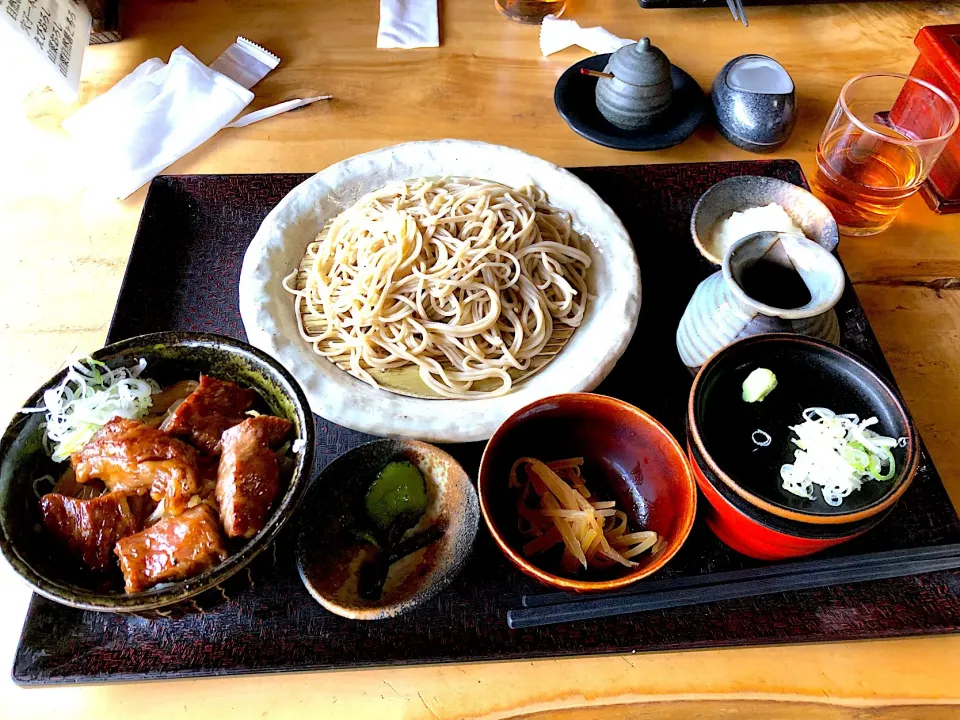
[595, 38, 673, 130]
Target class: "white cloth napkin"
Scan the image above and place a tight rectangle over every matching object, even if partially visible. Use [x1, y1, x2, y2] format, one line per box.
[377, 0, 439, 49]
[62, 47, 254, 199]
[539, 15, 633, 56]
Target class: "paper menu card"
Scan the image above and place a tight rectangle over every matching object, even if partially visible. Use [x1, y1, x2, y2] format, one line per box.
[0, 0, 90, 101]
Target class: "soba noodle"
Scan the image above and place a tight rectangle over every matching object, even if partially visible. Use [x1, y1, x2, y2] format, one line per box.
[282, 177, 591, 399]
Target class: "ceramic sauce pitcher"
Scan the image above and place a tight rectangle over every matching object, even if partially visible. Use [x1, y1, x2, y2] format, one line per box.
[676, 231, 845, 369]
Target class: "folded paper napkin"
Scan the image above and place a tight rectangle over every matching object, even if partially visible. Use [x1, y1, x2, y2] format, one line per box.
[62, 38, 282, 200]
[378, 0, 439, 49]
[539, 15, 633, 56]
[62, 46, 252, 199]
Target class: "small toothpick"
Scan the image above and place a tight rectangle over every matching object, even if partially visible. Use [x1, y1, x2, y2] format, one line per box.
[580, 68, 615, 80]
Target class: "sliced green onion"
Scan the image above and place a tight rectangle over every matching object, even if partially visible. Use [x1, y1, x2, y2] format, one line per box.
[22, 357, 159, 462]
[779, 407, 898, 507]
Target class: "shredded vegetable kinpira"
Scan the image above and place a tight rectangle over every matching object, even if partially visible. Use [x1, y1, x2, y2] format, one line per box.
[510, 457, 661, 572]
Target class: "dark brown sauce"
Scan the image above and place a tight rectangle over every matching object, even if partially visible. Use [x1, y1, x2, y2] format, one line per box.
[739, 258, 812, 309]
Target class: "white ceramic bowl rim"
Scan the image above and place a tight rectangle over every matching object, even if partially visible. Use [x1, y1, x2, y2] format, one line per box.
[239, 140, 642, 442]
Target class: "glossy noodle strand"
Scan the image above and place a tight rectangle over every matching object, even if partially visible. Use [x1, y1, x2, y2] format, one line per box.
[283, 178, 591, 398]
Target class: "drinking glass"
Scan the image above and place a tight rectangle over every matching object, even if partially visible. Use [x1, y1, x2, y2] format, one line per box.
[811, 73, 959, 236]
[495, 0, 566, 24]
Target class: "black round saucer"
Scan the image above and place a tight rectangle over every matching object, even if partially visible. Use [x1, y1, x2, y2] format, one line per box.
[554, 54, 708, 152]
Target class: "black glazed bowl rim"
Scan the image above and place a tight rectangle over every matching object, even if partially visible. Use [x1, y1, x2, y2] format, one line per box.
[0, 331, 315, 613]
[687, 433, 890, 540]
[688, 333, 919, 526]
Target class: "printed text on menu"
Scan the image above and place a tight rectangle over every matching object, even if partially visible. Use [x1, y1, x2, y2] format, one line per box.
[1, 0, 90, 99]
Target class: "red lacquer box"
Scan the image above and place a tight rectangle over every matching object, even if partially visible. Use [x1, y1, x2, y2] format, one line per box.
[909, 25, 960, 213]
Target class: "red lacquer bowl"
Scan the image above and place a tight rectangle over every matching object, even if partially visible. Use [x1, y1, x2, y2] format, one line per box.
[687, 334, 915, 560]
[478, 393, 696, 592]
[687, 440, 888, 561]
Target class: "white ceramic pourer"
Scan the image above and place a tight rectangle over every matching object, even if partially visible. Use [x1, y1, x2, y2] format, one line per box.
[676, 231, 845, 370]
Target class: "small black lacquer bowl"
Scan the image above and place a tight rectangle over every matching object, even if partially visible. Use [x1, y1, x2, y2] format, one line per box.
[687, 334, 919, 559]
[0, 332, 314, 614]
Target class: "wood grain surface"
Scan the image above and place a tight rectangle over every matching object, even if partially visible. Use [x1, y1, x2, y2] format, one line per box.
[2, 0, 960, 716]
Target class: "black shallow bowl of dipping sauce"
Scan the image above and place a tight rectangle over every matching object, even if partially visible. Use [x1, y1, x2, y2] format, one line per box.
[0, 331, 314, 614]
[689, 334, 919, 527]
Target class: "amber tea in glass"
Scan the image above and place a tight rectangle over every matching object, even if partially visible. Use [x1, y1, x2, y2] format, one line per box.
[495, 0, 566, 24]
[812, 73, 958, 236]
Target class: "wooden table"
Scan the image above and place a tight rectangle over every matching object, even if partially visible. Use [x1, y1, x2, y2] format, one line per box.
[2, 0, 960, 716]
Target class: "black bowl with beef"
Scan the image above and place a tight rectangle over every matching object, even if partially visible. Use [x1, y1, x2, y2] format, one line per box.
[0, 332, 314, 613]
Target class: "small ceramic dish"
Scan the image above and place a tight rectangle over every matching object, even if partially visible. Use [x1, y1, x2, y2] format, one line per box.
[712, 55, 797, 153]
[555, 54, 707, 152]
[0, 332, 314, 613]
[687, 334, 919, 558]
[478, 393, 696, 592]
[691, 175, 840, 265]
[296, 439, 479, 620]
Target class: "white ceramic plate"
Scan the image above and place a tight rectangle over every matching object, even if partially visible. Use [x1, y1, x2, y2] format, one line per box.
[239, 140, 641, 442]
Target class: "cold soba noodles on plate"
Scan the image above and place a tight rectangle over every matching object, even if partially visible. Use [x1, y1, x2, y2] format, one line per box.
[283, 177, 591, 399]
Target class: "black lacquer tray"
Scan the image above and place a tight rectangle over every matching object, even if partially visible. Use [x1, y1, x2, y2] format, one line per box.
[13, 160, 960, 685]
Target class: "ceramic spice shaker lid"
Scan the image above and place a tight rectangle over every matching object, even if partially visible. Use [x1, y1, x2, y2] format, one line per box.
[609, 37, 670, 87]
[596, 38, 674, 130]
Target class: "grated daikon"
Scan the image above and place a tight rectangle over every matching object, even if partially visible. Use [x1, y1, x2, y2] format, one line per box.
[711, 203, 806, 259]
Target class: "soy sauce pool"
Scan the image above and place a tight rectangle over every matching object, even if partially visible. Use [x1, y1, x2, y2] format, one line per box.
[739, 258, 812, 309]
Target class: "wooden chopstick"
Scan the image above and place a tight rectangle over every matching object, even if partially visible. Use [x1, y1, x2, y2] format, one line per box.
[509, 556, 960, 629]
[508, 546, 960, 629]
[580, 68, 615, 80]
[521, 543, 960, 609]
